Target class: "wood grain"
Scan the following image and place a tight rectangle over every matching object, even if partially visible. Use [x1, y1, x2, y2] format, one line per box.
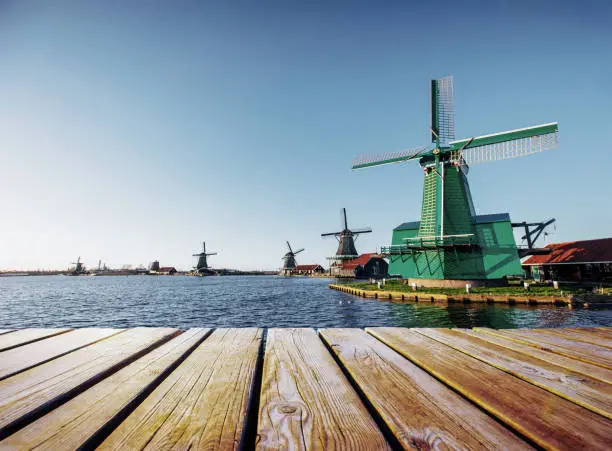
[0, 327, 178, 434]
[0, 329, 208, 450]
[368, 327, 612, 449]
[592, 327, 612, 339]
[531, 328, 612, 349]
[257, 328, 389, 451]
[415, 328, 612, 419]
[476, 328, 612, 369]
[0, 328, 72, 352]
[100, 328, 262, 451]
[460, 328, 612, 384]
[0, 328, 121, 380]
[320, 328, 528, 450]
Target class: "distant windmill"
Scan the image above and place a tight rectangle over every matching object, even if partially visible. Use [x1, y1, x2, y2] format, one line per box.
[321, 208, 372, 262]
[282, 241, 304, 271]
[70, 257, 86, 275]
[192, 241, 217, 274]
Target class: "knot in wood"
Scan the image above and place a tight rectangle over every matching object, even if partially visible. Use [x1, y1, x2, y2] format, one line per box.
[279, 404, 298, 414]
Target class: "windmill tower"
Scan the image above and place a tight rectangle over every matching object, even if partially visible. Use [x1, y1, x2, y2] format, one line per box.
[192, 241, 217, 275]
[352, 76, 558, 281]
[321, 208, 372, 272]
[280, 241, 304, 275]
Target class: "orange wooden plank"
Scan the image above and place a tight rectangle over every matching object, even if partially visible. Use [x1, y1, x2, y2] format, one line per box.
[461, 328, 612, 384]
[256, 329, 389, 450]
[476, 328, 612, 369]
[416, 328, 612, 419]
[320, 328, 529, 449]
[368, 327, 612, 449]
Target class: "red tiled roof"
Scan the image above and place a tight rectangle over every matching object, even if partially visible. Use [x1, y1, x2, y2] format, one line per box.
[294, 264, 322, 271]
[522, 238, 612, 265]
[341, 253, 382, 270]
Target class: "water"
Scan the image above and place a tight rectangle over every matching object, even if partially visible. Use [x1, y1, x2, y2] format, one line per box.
[0, 275, 610, 329]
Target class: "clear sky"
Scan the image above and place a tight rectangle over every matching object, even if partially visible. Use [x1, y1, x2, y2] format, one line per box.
[1, 0, 610, 271]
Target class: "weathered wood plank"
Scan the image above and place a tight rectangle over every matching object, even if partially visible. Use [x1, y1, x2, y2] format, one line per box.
[320, 328, 528, 450]
[100, 328, 262, 451]
[368, 327, 612, 449]
[476, 328, 612, 369]
[592, 327, 612, 338]
[416, 328, 612, 419]
[0, 328, 72, 352]
[461, 328, 612, 384]
[0, 328, 121, 381]
[0, 327, 178, 436]
[256, 328, 389, 450]
[0, 329, 209, 450]
[533, 328, 612, 349]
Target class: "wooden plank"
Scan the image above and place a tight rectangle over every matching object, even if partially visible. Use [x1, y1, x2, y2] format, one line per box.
[0, 327, 178, 435]
[416, 328, 612, 419]
[534, 328, 612, 349]
[256, 328, 389, 450]
[0, 328, 121, 380]
[476, 328, 612, 369]
[0, 329, 209, 450]
[0, 330, 15, 336]
[592, 327, 612, 338]
[0, 328, 72, 352]
[99, 328, 262, 450]
[368, 327, 612, 449]
[320, 328, 528, 450]
[461, 328, 612, 385]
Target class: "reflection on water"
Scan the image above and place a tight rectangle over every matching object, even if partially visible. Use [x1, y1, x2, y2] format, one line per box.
[0, 275, 610, 329]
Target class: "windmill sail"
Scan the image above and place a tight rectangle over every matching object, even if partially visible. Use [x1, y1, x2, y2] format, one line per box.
[450, 122, 558, 165]
[431, 76, 455, 145]
[352, 145, 431, 170]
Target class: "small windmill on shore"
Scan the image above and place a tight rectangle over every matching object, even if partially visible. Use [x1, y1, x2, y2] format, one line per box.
[69, 256, 87, 276]
[321, 208, 372, 264]
[280, 241, 304, 275]
[192, 242, 217, 275]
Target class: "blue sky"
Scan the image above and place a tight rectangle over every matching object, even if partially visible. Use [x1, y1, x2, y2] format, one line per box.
[1, 0, 610, 271]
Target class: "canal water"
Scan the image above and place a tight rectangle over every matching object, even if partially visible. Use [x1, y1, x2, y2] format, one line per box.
[1, 275, 610, 329]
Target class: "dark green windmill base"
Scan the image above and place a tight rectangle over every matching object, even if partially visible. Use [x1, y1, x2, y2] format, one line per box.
[387, 213, 522, 281]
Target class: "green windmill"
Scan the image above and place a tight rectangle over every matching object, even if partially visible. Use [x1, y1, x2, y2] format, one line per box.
[352, 76, 558, 281]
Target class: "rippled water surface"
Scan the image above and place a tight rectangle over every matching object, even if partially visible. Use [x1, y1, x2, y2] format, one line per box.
[0, 275, 610, 329]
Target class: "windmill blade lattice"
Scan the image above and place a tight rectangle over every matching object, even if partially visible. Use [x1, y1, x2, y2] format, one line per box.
[431, 75, 455, 144]
[352, 145, 432, 170]
[449, 122, 558, 166]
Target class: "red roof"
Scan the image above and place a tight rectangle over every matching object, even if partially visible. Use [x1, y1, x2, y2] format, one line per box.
[523, 238, 612, 265]
[159, 266, 177, 271]
[341, 253, 382, 270]
[294, 264, 322, 271]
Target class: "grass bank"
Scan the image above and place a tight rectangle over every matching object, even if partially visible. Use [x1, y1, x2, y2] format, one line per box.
[341, 280, 610, 297]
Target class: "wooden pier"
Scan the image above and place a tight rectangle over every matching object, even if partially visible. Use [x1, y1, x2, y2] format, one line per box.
[329, 283, 580, 305]
[0, 326, 610, 449]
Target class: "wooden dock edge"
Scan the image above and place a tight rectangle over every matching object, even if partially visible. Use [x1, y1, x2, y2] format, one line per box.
[329, 284, 572, 306]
